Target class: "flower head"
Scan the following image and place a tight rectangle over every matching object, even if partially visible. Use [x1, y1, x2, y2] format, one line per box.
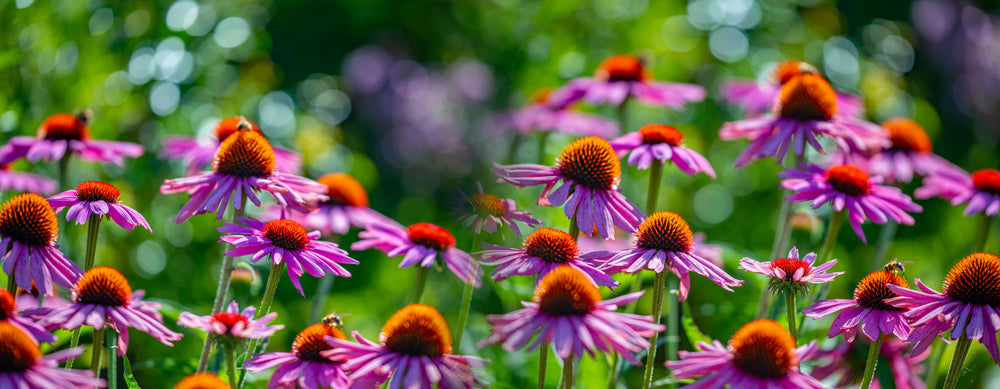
[479, 266, 663, 364]
[780, 164, 922, 243]
[178, 301, 283, 343]
[0, 322, 104, 389]
[161, 129, 327, 223]
[244, 323, 354, 389]
[739, 247, 842, 295]
[0, 112, 143, 166]
[352, 221, 482, 286]
[455, 183, 542, 236]
[609, 124, 716, 177]
[38, 266, 182, 355]
[326, 304, 485, 389]
[916, 167, 1000, 216]
[492, 136, 644, 239]
[559, 55, 706, 109]
[0, 193, 82, 296]
[886, 252, 1000, 363]
[584, 211, 743, 301]
[0, 289, 55, 343]
[162, 116, 302, 174]
[666, 319, 825, 388]
[721, 60, 864, 118]
[47, 181, 151, 232]
[174, 373, 229, 389]
[476, 227, 618, 288]
[833, 118, 960, 184]
[803, 270, 912, 342]
[219, 217, 358, 295]
[0, 164, 57, 196]
[494, 87, 619, 137]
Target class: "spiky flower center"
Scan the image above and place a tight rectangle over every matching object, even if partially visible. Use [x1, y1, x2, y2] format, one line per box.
[317, 173, 369, 207]
[636, 211, 694, 253]
[467, 193, 505, 218]
[769, 258, 812, 281]
[213, 130, 276, 177]
[825, 165, 871, 196]
[0, 322, 41, 372]
[75, 266, 133, 307]
[853, 270, 909, 311]
[944, 253, 1000, 307]
[174, 373, 230, 389]
[406, 223, 456, 252]
[557, 136, 621, 190]
[523, 228, 579, 264]
[534, 265, 601, 316]
[293, 323, 347, 363]
[75, 181, 121, 203]
[380, 304, 452, 357]
[639, 124, 684, 146]
[730, 319, 798, 379]
[0, 290, 15, 321]
[772, 60, 817, 85]
[263, 219, 311, 251]
[775, 73, 838, 121]
[215, 116, 260, 142]
[36, 113, 90, 141]
[972, 169, 1000, 196]
[881, 118, 932, 153]
[531, 88, 556, 104]
[0, 193, 59, 247]
[211, 312, 250, 334]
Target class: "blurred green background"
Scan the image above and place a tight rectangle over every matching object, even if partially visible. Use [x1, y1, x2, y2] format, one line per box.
[2, 0, 999, 387]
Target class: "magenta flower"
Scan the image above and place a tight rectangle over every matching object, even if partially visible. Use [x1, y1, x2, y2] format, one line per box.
[218, 217, 358, 295]
[494, 87, 619, 137]
[325, 304, 485, 389]
[0, 289, 55, 343]
[916, 168, 1000, 216]
[721, 60, 863, 118]
[610, 124, 715, 177]
[244, 323, 355, 389]
[455, 183, 542, 236]
[351, 221, 482, 286]
[885, 253, 1000, 363]
[811, 337, 928, 389]
[475, 227, 618, 287]
[780, 164, 922, 243]
[583, 211, 743, 301]
[37, 266, 182, 355]
[666, 319, 825, 389]
[178, 301, 283, 341]
[739, 247, 842, 294]
[162, 116, 302, 174]
[492, 136, 644, 239]
[479, 266, 663, 364]
[47, 181, 151, 232]
[160, 129, 327, 223]
[841, 118, 961, 184]
[560, 55, 705, 109]
[579, 231, 724, 267]
[0, 322, 104, 389]
[803, 270, 912, 342]
[271, 172, 391, 236]
[0, 112, 142, 166]
[720, 73, 888, 168]
[0, 193, 81, 296]
[0, 164, 56, 195]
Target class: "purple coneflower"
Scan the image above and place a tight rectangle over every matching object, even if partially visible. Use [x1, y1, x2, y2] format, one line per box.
[720, 72, 888, 168]
[479, 265, 663, 364]
[162, 116, 302, 174]
[803, 270, 911, 342]
[780, 164, 922, 243]
[495, 88, 619, 138]
[326, 304, 484, 389]
[492, 136, 644, 239]
[0, 112, 143, 166]
[0, 164, 56, 195]
[244, 323, 355, 389]
[173, 373, 229, 389]
[840, 118, 961, 184]
[275, 172, 391, 236]
[47, 181, 151, 231]
[218, 217, 358, 295]
[916, 168, 1000, 217]
[160, 129, 327, 223]
[666, 319, 825, 388]
[352, 221, 481, 286]
[0, 322, 104, 389]
[476, 227, 617, 287]
[560, 55, 705, 109]
[0, 289, 55, 343]
[0, 193, 82, 296]
[456, 183, 541, 236]
[610, 124, 715, 177]
[739, 247, 842, 295]
[38, 266, 182, 354]
[585, 211, 743, 301]
[721, 60, 863, 118]
[178, 301, 283, 341]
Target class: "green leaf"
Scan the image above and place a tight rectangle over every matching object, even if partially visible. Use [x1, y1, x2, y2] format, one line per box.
[681, 300, 712, 349]
[123, 354, 142, 389]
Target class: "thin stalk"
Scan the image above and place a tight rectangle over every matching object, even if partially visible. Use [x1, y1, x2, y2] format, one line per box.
[91, 327, 105, 378]
[225, 344, 238, 389]
[106, 331, 118, 389]
[942, 337, 973, 389]
[5, 273, 14, 295]
[409, 266, 430, 304]
[818, 210, 846, 263]
[538, 344, 548, 389]
[308, 235, 339, 323]
[454, 233, 482, 349]
[784, 292, 797, 344]
[83, 214, 101, 270]
[646, 161, 664, 214]
[538, 132, 551, 165]
[66, 328, 83, 368]
[561, 355, 575, 389]
[757, 153, 798, 319]
[610, 274, 645, 388]
[641, 271, 667, 389]
[870, 221, 898, 272]
[924, 343, 947, 389]
[859, 334, 883, 389]
[58, 153, 71, 191]
[617, 98, 629, 133]
[568, 213, 580, 240]
[976, 215, 994, 252]
[664, 275, 680, 389]
[243, 262, 287, 361]
[197, 199, 246, 372]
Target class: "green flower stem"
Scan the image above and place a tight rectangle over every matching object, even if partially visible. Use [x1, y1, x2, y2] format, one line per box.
[454, 233, 482, 350]
[609, 273, 645, 388]
[924, 343, 946, 389]
[818, 210, 846, 264]
[785, 292, 797, 344]
[538, 132, 551, 165]
[5, 273, 14, 295]
[976, 215, 994, 252]
[409, 266, 430, 304]
[58, 153, 71, 191]
[942, 337, 973, 389]
[757, 154, 797, 319]
[106, 330, 118, 389]
[66, 328, 84, 368]
[244, 261, 287, 361]
[225, 344, 238, 389]
[642, 271, 667, 389]
[561, 355, 575, 389]
[646, 161, 664, 214]
[859, 333, 883, 389]
[538, 344, 548, 389]
[91, 327, 105, 378]
[198, 200, 246, 372]
[308, 234, 340, 323]
[665, 275, 680, 389]
[617, 98, 630, 133]
[84, 214, 101, 271]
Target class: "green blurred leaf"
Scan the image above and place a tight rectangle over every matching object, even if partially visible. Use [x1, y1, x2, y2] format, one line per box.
[123, 354, 142, 389]
[681, 300, 711, 349]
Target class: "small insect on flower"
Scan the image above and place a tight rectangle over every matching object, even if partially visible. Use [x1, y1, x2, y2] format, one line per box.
[162, 116, 302, 174]
[322, 311, 351, 328]
[883, 258, 912, 275]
